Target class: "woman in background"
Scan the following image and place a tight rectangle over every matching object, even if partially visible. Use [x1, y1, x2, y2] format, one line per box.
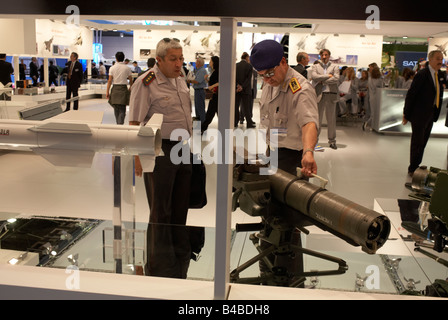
[201, 56, 220, 134]
[363, 66, 383, 131]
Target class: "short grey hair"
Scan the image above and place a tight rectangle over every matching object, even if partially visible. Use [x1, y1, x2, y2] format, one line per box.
[296, 52, 307, 63]
[156, 38, 182, 59]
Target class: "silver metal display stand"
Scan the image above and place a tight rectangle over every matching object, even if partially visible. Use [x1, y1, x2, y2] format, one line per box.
[214, 17, 237, 300]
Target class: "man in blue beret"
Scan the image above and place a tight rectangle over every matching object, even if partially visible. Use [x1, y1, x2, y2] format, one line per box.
[250, 39, 319, 286]
[250, 39, 319, 178]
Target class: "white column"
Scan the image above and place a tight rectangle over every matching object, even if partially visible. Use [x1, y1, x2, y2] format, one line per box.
[214, 17, 237, 300]
[22, 18, 36, 56]
[87, 60, 92, 81]
[13, 56, 19, 88]
[43, 58, 49, 89]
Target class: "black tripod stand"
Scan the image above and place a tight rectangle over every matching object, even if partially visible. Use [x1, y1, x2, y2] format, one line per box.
[230, 219, 349, 287]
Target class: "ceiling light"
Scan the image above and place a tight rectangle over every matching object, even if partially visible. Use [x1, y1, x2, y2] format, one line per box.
[403, 36, 408, 39]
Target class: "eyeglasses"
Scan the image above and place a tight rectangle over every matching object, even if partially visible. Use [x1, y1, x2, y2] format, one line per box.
[258, 65, 279, 78]
[163, 37, 180, 43]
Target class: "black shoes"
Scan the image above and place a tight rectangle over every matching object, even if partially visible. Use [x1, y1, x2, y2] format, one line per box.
[329, 143, 337, 150]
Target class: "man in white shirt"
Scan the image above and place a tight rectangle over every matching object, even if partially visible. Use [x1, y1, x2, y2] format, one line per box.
[308, 49, 340, 149]
[106, 52, 133, 124]
[98, 62, 106, 79]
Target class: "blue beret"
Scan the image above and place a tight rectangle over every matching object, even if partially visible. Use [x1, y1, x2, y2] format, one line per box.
[250, 40, 284, 71]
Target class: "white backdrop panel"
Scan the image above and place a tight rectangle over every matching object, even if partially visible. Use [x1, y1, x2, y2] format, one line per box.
[289, 33, 383, 69]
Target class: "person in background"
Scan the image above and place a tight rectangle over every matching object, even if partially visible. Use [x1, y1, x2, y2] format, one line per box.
[106, 51, 133, 124]
[19, 59, 26, 81]
[308, 48, 340, 149]
[235, 52, 256, 128]
[188, 56, 207, 124]
[293, 52, 310, 78]
[201, 55, 220, 133]
[138, 57, 156, 77]
[91, 62, 99, 79]
[0, 53, 13, 86]
[64, 52, 83, 111]
[29, 57, 39, 86]
[132, 61, 142, 74]
[98, 61, 106, 79]
[0, 53, 13, 100]
[402, 68, 415, 90]
[337, 67, 359, 118]
[363, 66, 383, 131]
[358, 69, 369, 116]
[48, 61, 59, 86]
[403, 50, 444, 178]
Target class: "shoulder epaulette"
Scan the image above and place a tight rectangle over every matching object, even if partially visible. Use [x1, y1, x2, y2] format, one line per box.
[289, 77, 301, 94]
[142, 71, 156, 86]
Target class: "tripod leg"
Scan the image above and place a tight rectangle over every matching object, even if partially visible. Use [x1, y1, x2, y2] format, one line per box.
[230, 243, 276, 282]
[290, 244, 348, 277]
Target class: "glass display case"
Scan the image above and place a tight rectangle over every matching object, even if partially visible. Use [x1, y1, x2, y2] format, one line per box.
[1, 196, 446, 298]
[376, 88, 448, 137]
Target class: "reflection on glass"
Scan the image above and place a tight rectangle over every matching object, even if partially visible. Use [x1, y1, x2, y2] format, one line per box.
[378, 89, 448, 135]
[145, 223, 204, 279]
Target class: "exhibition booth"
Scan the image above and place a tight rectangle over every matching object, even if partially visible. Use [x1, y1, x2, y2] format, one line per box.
[0, 10, 447, 301]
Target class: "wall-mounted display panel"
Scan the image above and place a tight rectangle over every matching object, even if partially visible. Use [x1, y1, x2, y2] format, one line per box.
[36, 19, 93, 59]
[289, 33, 383, 69]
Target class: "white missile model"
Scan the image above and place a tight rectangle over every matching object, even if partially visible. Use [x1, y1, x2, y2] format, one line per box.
[0, 113, 163, 172]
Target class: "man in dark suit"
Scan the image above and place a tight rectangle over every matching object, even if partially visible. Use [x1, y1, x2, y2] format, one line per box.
[65, 52, 84, 111]
[0, 53, 13, 86]
[0, 53, 13, 100]
[293, 52, 310, 79]
[29, 57, 39, 86]
[403, 50, 444, 176]
[235, 52, 256, 128]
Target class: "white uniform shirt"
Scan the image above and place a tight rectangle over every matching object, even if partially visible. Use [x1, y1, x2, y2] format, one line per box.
[109, 62, 132, 84]
[259, 67, 319, 151]
[129, 65, 192, 139]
